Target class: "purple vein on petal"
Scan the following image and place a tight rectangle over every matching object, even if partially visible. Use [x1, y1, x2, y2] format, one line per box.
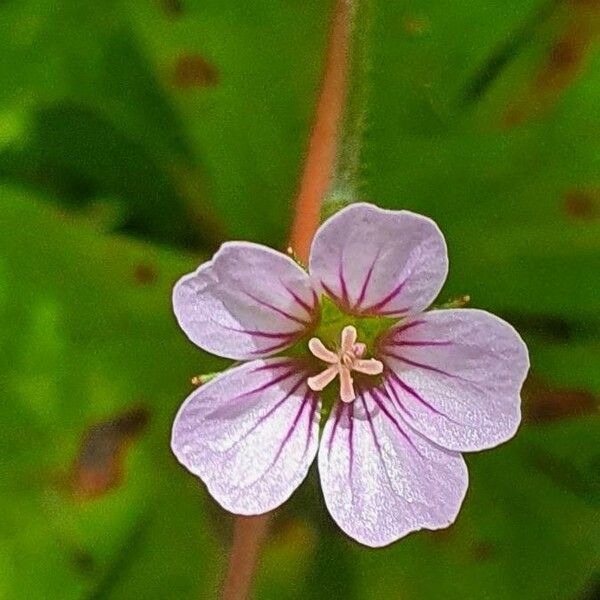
[240, 290, 310, 326]
[232, 390, 313, 493]
[305, 394, 319, 453]
[232, 368, 299, 401]
[389, 320, 425, 337]
[249, 338, 299, 355]
[360, 392, 382, 453]
[311, 290, 320, 311]
[384, 352, 458, 379]
[327, 402, 343, 458]
[368, 307, 410, 317]
[270, 390, 312, 466]
[281, 282, 318, 318]
[348, 401, 355, 483]
[360, 390, 424, 493]
[368, 386, 421, 454]
[221, 325, 297, 339]
[338, 257, 351, 307]
[251, 359, 297, 373]
[383, 375, 414, 418]
[218, 377, 306, 452]
[386, 369, 452, 419]
[386, 339, 453, 348]
[360, 274, 410, 314]
[320, 280, 344, 307]
[354, 249, 381, 311]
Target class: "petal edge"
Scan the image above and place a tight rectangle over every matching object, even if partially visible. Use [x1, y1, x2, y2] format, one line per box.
[318, 387, 468, 547]
[380, 309, 529, 452]
[172, 358, 321, 514]
[173, 242, 318, 360]
[309, 203, 448, 315]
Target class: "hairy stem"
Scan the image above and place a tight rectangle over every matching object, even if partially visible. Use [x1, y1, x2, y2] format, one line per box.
[330, 0, 373, 203]
[289, 0, 353, 263]
[220, 2, 354, 599]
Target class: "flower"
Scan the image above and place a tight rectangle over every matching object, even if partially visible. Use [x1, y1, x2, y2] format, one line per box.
[171, 203, 529, 547]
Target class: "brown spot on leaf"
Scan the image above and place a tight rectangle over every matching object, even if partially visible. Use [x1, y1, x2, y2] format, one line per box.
[503, 3, 600, 127]
[472, 541, 496, 561]
[134, 263, 158, 285]
[536, 31, 588, 92]
[71, 407, 150, 500]
[571, 0, 600, 8]
[550, 36, 582, 67]
[72, 548, 95, 574]
[503, 106, 527, 128]
[173, 54, 219, 89]
[522, 376, 598, 424]
[564, 189, 600, 220]
[160, 0, 184, 17]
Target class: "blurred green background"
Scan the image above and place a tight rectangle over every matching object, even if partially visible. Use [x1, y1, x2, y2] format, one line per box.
[1, 1, 599, 598]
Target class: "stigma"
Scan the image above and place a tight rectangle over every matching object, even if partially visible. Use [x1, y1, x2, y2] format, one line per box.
[307, 325, 384, 403]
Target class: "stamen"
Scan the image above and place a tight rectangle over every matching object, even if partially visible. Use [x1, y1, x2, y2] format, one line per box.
[353, 359, 384, 376]
[339, 367, 355, 403]
[307, 365, 339, 391]
[308, 337, 338, 363]
[341, 325, 357, 353]
[307, 327, 384, 402]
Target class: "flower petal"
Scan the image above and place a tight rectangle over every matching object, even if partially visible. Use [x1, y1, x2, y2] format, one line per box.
[171, 358, 321, 514]
[309, 203, 447, 315]
[318, 386, 468, 547]
[380, 309, 529, 452]
[173, 242, 318, 360]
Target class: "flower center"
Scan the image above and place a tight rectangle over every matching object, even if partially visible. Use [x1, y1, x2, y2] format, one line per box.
[306, 325, 384, 403]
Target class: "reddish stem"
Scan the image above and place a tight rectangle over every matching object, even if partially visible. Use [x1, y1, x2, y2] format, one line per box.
[289, 0, 352, 264]
[221, 514, 271, 600]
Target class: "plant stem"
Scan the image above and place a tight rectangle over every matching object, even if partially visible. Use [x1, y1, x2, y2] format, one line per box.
[330, 0, 372, 203]
[221, 514, 271, 600]
[289, 0, 353, 263]
[220, 2, 354, 599]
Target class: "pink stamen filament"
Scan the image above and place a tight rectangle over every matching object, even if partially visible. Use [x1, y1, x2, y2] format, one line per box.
[307, 325, 383, 403]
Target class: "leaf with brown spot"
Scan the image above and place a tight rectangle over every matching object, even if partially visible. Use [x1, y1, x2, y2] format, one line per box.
[471, 541, 496, 562]
[539, 34, 585, 85]
[160, 0, 184, 17]
[71, 407, 150, 500]
[173, 54, 220, 89]
[133, 262, 158, 285]
[522, 375, 598, 424]
[564, 188, 600, 220]
[503, 2, 600, 125]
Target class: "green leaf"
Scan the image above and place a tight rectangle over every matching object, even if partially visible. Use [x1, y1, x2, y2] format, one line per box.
[360, 1, 600, 322]
[0, 0, 333, 249]
[0, 185, 227, 599]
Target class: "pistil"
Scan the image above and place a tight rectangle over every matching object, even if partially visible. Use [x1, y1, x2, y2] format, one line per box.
[307, 325, 383, 403]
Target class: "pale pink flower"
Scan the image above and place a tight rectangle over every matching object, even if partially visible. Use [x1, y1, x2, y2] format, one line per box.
[171, 203, 529, 547]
